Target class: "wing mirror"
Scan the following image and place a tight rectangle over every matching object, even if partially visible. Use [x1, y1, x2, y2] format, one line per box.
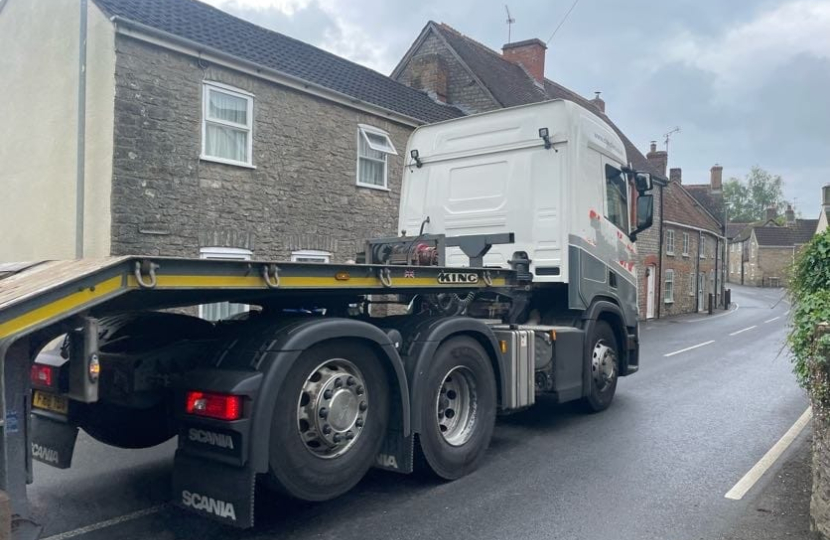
[635, 172, 653, 193]
[629, 194, 654, 242]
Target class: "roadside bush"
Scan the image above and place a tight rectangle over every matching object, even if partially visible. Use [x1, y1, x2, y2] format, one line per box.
[789, 228, 830, 401]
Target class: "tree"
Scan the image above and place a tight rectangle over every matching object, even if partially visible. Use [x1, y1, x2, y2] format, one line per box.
[724, 166, 787, 222]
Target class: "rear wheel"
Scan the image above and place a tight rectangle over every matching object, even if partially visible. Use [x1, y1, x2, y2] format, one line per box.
[415, 336, 497, 480]
[581, 320, 619, 412]
[267, 340, 389, 501]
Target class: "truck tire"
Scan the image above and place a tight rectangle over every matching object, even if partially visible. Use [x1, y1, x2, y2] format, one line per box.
[267, 340, 389, 501]
[581, 320, 618, 412]
[415, 336, 497, 480]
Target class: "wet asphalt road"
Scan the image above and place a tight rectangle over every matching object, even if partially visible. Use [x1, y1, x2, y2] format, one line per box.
[27, 284, 807, 540]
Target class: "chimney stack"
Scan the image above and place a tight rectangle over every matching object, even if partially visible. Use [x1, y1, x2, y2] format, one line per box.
[669, 167, 682, 184]
[502, 38, 547, 83]
[766, 206, 778, 222]
[409, 53, 448, 102]
[710, 164, 723, 192]
[590, 91, 606, 113]
[785, 204, 795, 225]
[823, 184, 830, 212]
[646, 141, 667, 177]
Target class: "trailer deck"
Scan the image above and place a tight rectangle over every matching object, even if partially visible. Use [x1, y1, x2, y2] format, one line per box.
[0, 256, 517, 538]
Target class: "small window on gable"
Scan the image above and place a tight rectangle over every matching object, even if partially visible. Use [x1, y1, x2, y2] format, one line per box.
[604, 164, 629, 233]
[291, 250, 332, 263]
[202, 82, 254, 167]
[357, 125, 397, 189]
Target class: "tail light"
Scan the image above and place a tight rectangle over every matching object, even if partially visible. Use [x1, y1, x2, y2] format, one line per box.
[185, 391, 242, 421]
[31, 364, 55, 389]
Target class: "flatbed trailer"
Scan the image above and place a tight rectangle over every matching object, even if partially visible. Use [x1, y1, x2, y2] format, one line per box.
[0, 252, 545, 536]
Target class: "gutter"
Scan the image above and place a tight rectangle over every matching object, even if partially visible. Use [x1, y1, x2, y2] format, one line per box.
[111, 16, 434, 129]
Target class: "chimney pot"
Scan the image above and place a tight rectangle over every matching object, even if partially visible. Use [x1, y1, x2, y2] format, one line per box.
[710, 164, 723, 192]
[649, 141, 657, 153]
[669, 168, 682, 184]
[823, 184, 830, 209]
[502, 38, 547, 83]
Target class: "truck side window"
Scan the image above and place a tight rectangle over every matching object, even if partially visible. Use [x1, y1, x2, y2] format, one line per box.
[604, 164, 629, 233]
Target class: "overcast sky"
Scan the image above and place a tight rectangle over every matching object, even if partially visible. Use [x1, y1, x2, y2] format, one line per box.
[202, 0, 829, 217]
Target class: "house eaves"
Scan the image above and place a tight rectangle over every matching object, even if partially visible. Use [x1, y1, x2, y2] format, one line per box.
[111, 17, 439, 129]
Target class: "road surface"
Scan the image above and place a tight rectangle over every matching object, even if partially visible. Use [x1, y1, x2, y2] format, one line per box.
[27, 284, 808, 540]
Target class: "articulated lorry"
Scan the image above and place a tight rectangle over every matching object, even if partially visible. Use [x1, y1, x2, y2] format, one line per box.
[0, 99, 654, 534]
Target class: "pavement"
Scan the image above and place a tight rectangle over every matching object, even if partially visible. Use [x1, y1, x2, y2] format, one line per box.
[25, 284, 815, 540]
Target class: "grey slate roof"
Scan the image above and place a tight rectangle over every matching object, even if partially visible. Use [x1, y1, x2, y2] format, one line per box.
[726, 222, 751, 240]
[430, 23, 665, 181]
[752, 219, 818, 246]
[93, 0, 463, 124]
[684, 184, 725, 226]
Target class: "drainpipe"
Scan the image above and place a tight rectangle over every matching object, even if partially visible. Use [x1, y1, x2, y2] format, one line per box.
[75, 0, 88, 258]
[696, 230, 702, 312]
[656, 184, 664, 319]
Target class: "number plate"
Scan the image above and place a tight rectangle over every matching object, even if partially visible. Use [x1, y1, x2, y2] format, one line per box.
[33, 391, 69, 415]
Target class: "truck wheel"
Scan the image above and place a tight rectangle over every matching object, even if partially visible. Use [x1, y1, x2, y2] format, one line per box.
[415, 336, 496, 480]
[267, 340, 389, 501]
[581, 321, 618, 412]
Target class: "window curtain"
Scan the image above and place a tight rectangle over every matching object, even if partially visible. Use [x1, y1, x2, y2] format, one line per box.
[205, 124, 248, 163]
[358, 135, 385, 186]
[209, 90, 247, 124]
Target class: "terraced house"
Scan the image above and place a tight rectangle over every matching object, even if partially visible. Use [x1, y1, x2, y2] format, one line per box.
[0, 0, 460, 268]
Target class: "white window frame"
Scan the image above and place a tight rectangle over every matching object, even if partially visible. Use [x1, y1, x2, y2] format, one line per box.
[665, 230, 675, 255]
[356, 124, 397, 190]
[201, 81, 255, 168]
[688, 273, 695, 296]
[700, 237, 707, 259]
[682, 232, 690, 256]
[290, 250, 332, 263]
[664, 269, 674, 303]
[198, 247, 253, 320]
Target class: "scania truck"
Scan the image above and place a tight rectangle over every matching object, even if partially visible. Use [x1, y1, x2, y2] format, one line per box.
[0, 99, 654, 534]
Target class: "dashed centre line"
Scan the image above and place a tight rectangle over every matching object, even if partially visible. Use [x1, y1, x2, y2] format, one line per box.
[765, 316, 781, 323]
[729, 325, 757, 336]
[664, 340, 716, 357]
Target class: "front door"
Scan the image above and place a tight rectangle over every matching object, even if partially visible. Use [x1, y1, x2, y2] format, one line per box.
[646, 265, 656, 319]
[698, 272, 706, 312]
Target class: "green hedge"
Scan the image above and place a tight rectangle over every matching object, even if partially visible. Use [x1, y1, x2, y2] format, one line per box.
[789, 229, 830, 402]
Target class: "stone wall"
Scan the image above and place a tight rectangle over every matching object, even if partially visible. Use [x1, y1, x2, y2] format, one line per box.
[110, 36, 412, 261]
[394, 31, 498, 114]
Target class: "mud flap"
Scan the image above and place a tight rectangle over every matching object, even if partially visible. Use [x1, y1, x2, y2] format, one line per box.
[30, 415, 78, 469]
[172, 450, 256, 528]
[374, 430, 414, 474]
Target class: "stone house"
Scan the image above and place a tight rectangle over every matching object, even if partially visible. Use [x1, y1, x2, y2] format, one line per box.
[392, 22, 667, 320]
[0, 0, 460, 269]
[658, 169, 725, 315]
[729, 208, 818, 287]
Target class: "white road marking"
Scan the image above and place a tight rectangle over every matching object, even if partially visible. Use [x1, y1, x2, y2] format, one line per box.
[765, 316, 781, 323]
[664, 340, 716, 357]
[729, 325, 757, 336]
[39, 505, 165, 540]
[684, 303, 740, 323]
[725, 407, 812, 501]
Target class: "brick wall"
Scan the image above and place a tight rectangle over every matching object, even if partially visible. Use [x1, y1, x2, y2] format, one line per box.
[394, 32, 499, 114]
[636, 185, 662, 319]
[110, 37, 412, 261]
[660, 227, 722, 316]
